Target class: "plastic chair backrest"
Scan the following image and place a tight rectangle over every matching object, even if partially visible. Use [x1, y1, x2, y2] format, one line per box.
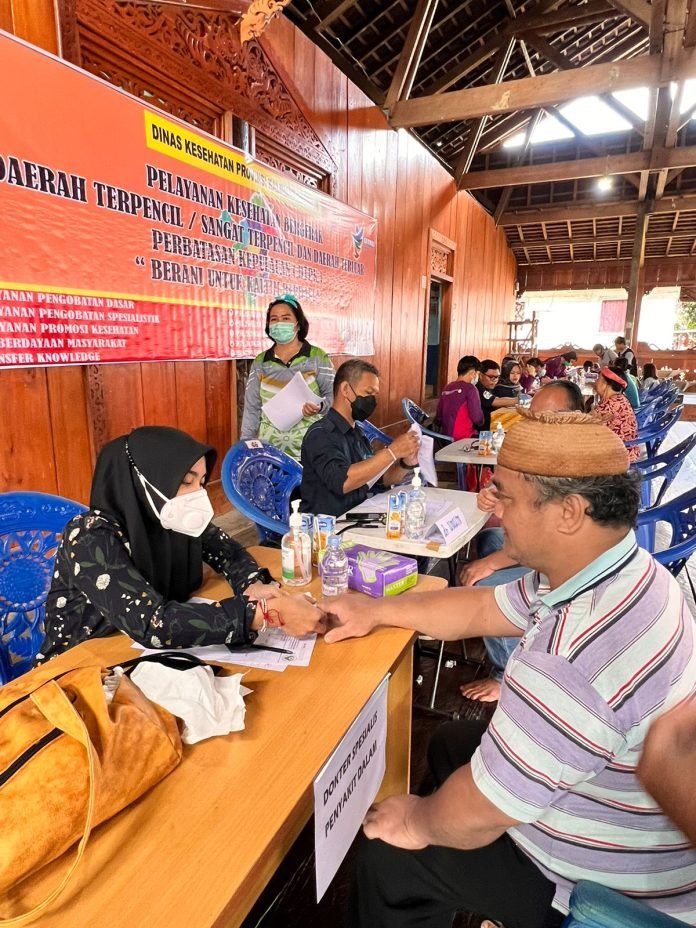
[0, 491, 87, 684]
[626, 405, 683, 458]
[632, 432, 696, 509]
[356, 419, 393, 446]
[401, 397, 453, 442]
[221, 440, 302, 544]
[562, 879, 688, 927]
[635, 398, 660, 429]
[636, 484, 696, 578]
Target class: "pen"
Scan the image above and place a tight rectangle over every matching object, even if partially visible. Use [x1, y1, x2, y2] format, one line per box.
[252, 643, 294, 655]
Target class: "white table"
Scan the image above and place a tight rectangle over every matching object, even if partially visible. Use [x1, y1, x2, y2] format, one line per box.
[435, 439, 498, 468]
[339, 487, 489, 560]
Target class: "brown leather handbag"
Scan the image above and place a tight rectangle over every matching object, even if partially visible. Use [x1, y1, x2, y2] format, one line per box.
[0, 659, 183, 924]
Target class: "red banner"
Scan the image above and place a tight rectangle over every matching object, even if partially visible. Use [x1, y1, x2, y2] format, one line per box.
[0, 32, 377, 368]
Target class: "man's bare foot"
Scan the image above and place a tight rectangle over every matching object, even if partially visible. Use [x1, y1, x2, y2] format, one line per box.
[459, 677, 501, 702]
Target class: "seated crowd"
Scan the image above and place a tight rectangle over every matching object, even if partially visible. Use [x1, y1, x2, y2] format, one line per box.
[25, 315, 695, 928]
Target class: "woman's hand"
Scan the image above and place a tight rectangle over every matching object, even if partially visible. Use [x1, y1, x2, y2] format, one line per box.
[302, 402, 322, 417]
[273, 594, 327, 637]
[245, 582, 286, 602]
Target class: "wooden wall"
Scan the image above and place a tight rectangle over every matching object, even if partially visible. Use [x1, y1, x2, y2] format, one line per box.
[0, 2, 516, 506]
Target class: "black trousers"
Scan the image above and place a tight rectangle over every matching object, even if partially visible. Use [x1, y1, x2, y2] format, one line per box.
[347, 720, 565, 928]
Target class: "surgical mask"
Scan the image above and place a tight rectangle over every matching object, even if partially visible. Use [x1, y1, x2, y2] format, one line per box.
[269, 322, 297, 344]
[348, 386, 377, 421]
[134, 468, 213, 537]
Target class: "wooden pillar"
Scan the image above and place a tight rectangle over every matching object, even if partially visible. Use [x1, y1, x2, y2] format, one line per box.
[624, 199, 652, 345]
[0, 0, 59, 52]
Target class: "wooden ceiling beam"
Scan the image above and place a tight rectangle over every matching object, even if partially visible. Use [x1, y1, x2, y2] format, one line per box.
[521, 32, 646, 135]
[499, 193, 696, 225]
[453, 38, 516, 183]
[459, 143, 696, 189]
[604, 0, 652, 27]
[384, 0, 440, 113]
[423, 0, 562, 95]
[684, 0, 696, 45]
[122, 0, 252, 10]
[512, 229, 696, 246]
[508, 1, 618, 36]
[494, 110, 545, 223]
[314, 0, 357, 31]
[390, 55, 662, 128]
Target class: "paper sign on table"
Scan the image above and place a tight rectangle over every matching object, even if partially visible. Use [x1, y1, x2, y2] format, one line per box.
[314, 675, 389, 901]
[262, 372, 319, 431]
[425, 505, 468, 543]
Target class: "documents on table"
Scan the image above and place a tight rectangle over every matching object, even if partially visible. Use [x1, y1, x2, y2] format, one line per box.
[261, 371, 319, 431]
[131, 627, 317, 673]
[314, 676, 389, 901]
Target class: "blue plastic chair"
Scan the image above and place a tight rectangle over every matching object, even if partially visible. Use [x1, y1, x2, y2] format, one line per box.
[221, 440, 302, 543]
[635, 398, 660, 430]
[356, 419, 393, 446]
[632, 432, 696, 510]
[562, 880, 687, 927]
[0, 491, 87, 684]
[402, 397, 453, 442]
[626, 405, 683, 459]
[636, 484, 696, 601]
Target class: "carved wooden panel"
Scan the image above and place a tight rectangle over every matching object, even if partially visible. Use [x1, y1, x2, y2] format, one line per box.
[72, 0, 336, 181]
[430, 245, 451, 278]
[255, 130, 332, 193]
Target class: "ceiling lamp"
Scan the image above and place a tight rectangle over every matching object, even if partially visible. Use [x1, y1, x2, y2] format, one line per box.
[596, 175, 613, 193]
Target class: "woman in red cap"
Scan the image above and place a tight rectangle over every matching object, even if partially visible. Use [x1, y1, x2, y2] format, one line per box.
[592, 365, 640, 462]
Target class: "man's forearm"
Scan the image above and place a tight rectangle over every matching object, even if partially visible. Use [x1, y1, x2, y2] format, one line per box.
[343, 448, 394, 492]
[368, 585, 520, 640]
[407, 765, 517, 850]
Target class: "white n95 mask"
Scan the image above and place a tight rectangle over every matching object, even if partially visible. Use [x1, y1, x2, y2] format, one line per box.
[131, 463, 214, 538]
[158, 489, 214, 537]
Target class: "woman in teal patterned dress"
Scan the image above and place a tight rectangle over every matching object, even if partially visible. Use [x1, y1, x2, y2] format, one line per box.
[240, 294, 334, 460]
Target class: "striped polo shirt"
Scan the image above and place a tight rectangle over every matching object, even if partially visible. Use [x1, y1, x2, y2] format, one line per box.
[471, 531, 696, 921]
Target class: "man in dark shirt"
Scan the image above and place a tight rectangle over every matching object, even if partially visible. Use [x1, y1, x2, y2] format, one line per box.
[476, 359, 518, 430]
[614, 336, 638, 377]
[300, 359, 420, 516]
[543, 350, 577, 380]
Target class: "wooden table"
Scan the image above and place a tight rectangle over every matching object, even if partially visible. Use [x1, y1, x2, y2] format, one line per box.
[2, 548, 446, 928]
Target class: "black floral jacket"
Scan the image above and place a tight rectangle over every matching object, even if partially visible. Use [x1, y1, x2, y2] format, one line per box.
[39, 510, 273, 661]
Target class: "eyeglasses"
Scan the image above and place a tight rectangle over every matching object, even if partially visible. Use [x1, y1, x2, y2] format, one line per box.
[483, 372, 500, 380]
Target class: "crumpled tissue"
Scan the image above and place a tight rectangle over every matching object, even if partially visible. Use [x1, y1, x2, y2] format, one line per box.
[130, 663, 251, 745]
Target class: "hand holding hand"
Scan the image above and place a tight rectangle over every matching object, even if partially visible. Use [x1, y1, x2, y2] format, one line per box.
[302, 402, 322, 417]
[363, 795, 428, 849]
[318, 592, 379, 643]
[272, 594, 327, 638]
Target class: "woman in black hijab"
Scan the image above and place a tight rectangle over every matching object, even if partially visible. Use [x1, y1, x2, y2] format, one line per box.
[40, 426, 322, 661]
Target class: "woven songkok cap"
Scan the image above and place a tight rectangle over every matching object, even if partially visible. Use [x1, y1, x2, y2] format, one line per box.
[498, 408, 629, 477]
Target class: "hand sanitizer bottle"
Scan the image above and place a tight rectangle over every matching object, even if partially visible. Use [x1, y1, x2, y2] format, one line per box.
[404, 467, 427, 540]
[493, 422, 505, 453]
[281, 500, 312, 586]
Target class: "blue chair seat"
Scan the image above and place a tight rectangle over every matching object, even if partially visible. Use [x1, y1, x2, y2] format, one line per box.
[0, 491, 86, 683]
[626, 405, 683, 459]
[356, 419, 393, 446]
[632, 432, 696, 510]
[636, 484, 696, 601]
[221, 440, 302, 544]
[562, 880, 688, 927]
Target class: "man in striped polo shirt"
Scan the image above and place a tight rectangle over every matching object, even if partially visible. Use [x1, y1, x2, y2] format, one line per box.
[322, 409, 696, 928]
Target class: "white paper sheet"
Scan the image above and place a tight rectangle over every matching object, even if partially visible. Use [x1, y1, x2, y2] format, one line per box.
[314, 676, 389, 901]
[262, 372, 319, 431]
[131, 628, 317, 672]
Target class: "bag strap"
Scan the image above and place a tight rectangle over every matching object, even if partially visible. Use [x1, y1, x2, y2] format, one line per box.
[0, 680, 97, 926]
[115, 650, 224, 676]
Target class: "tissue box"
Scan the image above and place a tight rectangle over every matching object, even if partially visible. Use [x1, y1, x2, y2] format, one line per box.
[342, 542, 418, 598]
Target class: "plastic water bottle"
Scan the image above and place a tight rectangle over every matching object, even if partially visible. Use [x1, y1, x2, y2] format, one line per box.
[281, 500, 312, 586]
[404, 467, 427, 540]
[493, 422, 505, 453]
[321, 535, 349, 597]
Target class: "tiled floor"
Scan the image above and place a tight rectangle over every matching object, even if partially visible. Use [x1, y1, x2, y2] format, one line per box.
[235, 421, 696, 928]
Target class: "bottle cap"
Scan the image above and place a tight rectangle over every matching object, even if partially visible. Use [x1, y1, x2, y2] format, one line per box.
[289, 499, 303, 529]
[327, 534, 340, 549]
[412, 466, 422, 488]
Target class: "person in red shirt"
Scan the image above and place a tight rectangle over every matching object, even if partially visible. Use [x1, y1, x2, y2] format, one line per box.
[435, 355, 483, 439]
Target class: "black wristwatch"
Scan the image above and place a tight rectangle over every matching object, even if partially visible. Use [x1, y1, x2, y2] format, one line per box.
[399, 458, 416, 469]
